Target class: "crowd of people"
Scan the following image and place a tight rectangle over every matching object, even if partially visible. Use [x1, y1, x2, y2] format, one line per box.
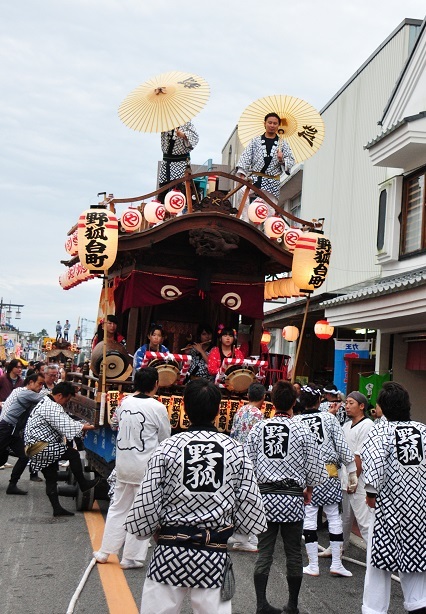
[1, 322, 425, 613]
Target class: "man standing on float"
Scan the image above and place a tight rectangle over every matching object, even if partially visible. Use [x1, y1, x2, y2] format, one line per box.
[236, 112, 294, 220]
[158, 123, 199, 201]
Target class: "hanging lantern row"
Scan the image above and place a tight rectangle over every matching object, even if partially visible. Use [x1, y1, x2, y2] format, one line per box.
[264, 276, 307, 300]
[314, 319, 334, 339]
[78, 206, 118, 272]
[281, 319, 334, 343]
[120, 190, 187, 231]
[59, 263, 96, 290]
[65, 230, 79, 256]
[291, 231, 332, 293]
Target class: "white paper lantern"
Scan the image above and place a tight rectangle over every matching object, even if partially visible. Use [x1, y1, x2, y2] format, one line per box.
[283, 227, 302, 252]
[121, 207, 143, 233]
[248, 198, 269, 224]
[65, 230, 79, 256]
[292, 231, 332, 292]
[282, 326, 300, 342]
[77, 206, 118, 272]
[164, 190, 186, 214]
[144, 200, 166, 224]
[264, 216, 285, 239]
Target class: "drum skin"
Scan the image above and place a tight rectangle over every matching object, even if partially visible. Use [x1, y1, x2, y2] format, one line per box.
[224, 364, 255, 393]
[148, 359, 180, 387]
[90, 341, 131, 379]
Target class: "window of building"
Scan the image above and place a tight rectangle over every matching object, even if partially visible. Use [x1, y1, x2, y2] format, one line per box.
[377, 189, 387, 251]
[290, 193, 302, 224]
[400, 169, 426, 257]
[228, 145, 233, 169]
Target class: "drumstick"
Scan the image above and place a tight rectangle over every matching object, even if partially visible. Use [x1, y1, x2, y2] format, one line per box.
[180, 341, 210, 352]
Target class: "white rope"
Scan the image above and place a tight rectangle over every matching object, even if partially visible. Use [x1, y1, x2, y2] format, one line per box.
[66, 558, 97, 614]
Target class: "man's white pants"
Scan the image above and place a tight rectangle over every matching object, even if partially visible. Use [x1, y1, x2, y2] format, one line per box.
[304, 502, 342, 534]
[362, 509, 426, 613]
[342, 488, 373, 549]
[141, 578, 232, 614]
[100, 480, 149, 561]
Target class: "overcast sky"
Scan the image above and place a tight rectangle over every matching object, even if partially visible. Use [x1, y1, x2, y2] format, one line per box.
[1, 1, 425, 339]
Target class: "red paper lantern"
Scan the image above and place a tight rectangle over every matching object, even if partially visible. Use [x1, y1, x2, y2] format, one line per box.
[314, 320, 334, 340]
[261, 330, 271, 344]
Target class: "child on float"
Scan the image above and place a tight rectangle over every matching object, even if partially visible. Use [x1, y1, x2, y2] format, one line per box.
[133, 324, 169, 375]
[207, 325, 244, 379]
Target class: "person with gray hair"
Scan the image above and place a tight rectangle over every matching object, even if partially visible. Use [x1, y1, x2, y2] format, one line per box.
[40, 364, 59, 393]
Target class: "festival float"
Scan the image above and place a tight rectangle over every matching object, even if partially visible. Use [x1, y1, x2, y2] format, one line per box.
[59, 72, 329, 502]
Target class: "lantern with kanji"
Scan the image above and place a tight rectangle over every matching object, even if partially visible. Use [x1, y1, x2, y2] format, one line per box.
[314, 319, 334, 340]
[282, 326, 299, 342]
[164, 190, 186, 214]
[71, 343, 78, 352]
[248, 198, 269, 224]
[78, 206, 118, 272]
[292, 231, 332, 293]
[121, 207, 142, 233]
[144, 200, 166, 225]
[45, 341, 53, 351]
[264, 216, 285, 239]
[283, 227, 302, 252]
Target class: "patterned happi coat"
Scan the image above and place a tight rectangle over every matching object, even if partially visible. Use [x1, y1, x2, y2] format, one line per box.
[361, 419, 426, 573]
[159, 122, 199, 185]
[246, 416, 328, 523]
[24, 395, 84, 471]
[125, 426, 267, 588]
[294, 411, 355, 506]
[236, 135, 295, 200]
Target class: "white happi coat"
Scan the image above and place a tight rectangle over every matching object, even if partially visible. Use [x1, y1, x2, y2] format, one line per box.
[159, 122, 199, 184]
[24, 395, 83, 471]
[361, 419, 426, 573]
[236, 135, 295, 200]
[246, 416, 328, 522]
[295, 411, 355, 506]
[114, 393, 171, 485]
[125, 427, 267, 588]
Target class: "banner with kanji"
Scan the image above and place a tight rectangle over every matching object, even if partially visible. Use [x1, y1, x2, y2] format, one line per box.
[359, 372, 391, 407]
[334, 340, 370, 394]
[114, 271, 264, 319]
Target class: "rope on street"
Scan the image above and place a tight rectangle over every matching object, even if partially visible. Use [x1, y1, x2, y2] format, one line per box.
[66, 557, 97, 614]
[319, 544, 401, 584]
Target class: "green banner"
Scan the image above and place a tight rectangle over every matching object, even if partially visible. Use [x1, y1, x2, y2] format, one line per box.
[359, 372, 391, 407]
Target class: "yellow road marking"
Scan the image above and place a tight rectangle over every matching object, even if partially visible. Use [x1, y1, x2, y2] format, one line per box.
[84, 501, 139, 614]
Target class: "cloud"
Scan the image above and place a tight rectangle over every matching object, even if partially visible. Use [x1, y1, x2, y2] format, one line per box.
[1, 0, 424, 336]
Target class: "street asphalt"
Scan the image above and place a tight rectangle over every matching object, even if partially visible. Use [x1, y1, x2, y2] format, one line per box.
[0, 460, 405, 613]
